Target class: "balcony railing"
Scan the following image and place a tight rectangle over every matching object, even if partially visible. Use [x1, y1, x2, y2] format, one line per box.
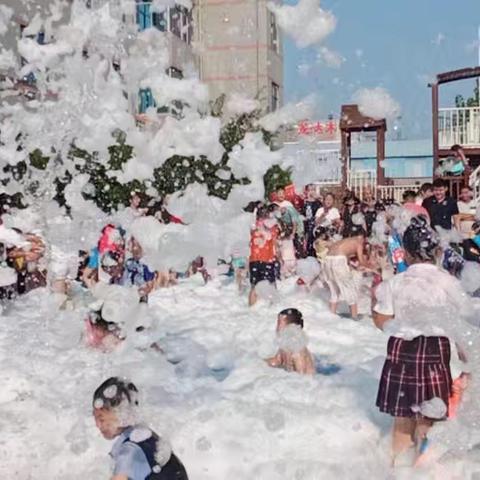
[348, 169, 419, 202]
[377, 185, 419, 203]
[439, 107, 480, 148]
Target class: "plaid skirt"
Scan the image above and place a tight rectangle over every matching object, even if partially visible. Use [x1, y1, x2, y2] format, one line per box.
[376, 336, 452, 418]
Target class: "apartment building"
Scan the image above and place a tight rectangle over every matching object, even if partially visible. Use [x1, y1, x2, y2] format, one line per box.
[1, 0, 283, 115]
[195, 0, 284, 112]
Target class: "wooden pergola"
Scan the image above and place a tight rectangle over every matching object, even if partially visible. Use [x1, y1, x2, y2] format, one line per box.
[430, 66, 480, 172]
[339, 104, 387, 191]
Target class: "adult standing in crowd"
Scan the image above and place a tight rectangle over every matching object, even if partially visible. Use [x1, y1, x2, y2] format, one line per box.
[361, 188, 377, 237]
[302, 184, 322, 257]
[341, 193, 363, 238]
[422, 178, 458, 231]
[275, 187, 305, 257]
[315, 192, 340, 230]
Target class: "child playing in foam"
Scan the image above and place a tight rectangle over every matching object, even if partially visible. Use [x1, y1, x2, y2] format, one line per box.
[372, 216, 470, 467]
[265, 308, 315, 375]
[93, 377, 188, 480]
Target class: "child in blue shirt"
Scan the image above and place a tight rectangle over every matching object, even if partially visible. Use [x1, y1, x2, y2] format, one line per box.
[93, 377, 188, 480]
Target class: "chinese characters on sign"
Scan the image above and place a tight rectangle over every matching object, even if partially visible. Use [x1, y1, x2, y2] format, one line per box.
[297, 120, 339, 138]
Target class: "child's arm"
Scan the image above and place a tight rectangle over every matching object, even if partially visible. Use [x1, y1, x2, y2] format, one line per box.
[454, 342, 470, 387]
[265, 351, 282, 368]
[372, 311, 393, 330]
[138, 280, 154, 297]
[82, 266, 97, 288]
[371, 281, 394, 330]
[8, 247, 26, 259]
[454, 213, 475, 231]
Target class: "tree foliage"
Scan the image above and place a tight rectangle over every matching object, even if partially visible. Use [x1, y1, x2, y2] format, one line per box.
[263, 164, 293, 200]
[455, 84, 480, 108]
[2, 99, 285, 212]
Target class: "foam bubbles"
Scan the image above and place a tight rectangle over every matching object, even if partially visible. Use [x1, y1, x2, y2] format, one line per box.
[277, 324, 308, 353]
[130, 427, 152, 443]
[411, 397, 447, 419]
[255, 280, 279, 303]
[103, 384, 117, 399]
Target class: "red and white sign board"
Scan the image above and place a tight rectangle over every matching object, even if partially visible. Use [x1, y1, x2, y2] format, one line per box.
[296, 120, 340, 142]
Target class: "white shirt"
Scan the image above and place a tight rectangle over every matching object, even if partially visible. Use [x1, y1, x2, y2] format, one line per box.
[315, 207, 340, 227]
[457, 200, 477, 238]
[458, 200, 477, 215]
[374, 263, 470, 340]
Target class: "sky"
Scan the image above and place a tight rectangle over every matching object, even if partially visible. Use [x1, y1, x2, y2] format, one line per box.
[284, 0, 480, 139]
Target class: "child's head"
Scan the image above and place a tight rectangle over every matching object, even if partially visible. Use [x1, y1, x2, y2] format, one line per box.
[129, 236, 143, 260]
[276, 187, 286, 202]
[403, 215, 439, 264]
[323, 192, 335, 208]
[87, 309, 123, 345]
[472, 221, 480, 237]
[314, 226, 331, 242]
[277, 308, 304, 331]
[92, 377, 139, 439]
[100, 251, 125, 280]
[267, 203, 280, 217]
[402, 190, 417, 204]
[256, 205, 270, 221]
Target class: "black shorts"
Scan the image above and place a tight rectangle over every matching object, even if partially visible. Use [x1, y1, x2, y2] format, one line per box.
[249, 261, 276, 286]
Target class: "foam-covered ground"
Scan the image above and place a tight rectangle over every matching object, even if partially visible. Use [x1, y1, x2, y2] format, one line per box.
[0, 276, 478, 479]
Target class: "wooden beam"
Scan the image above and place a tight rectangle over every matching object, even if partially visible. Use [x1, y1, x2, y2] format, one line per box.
[436, 67, 480, 85]
[341, 130, 349, 191]
[431, 83, 439, 177]
[377, 127, 386, 187]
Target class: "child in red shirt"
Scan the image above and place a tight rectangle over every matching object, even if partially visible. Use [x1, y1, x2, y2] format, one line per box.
[249, 206, 279, 306]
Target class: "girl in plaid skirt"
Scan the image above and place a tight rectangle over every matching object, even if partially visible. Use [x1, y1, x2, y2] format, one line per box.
[372, 216, 469, 466]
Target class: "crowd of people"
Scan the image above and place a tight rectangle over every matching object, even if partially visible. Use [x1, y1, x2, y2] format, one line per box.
[0, 174, 478, 476]
[248, 179, 476, 468]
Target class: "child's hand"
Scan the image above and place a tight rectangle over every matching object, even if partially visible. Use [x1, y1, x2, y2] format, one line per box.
[453, 373, 470, 393]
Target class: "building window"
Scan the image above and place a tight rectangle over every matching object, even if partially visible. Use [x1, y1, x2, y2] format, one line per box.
[138, 87, 156, 114]
[170, 6, 192, 44]
[136, 1, 152, 30]
[133, 2, 192, 41]
[136, 1, 167, 31]
[269, 12, 279, 53]
[271, 82, 280, 112]
[167, 66, 183, 79]
[19, 27, 46, 84]
[152, 10, 167, 31]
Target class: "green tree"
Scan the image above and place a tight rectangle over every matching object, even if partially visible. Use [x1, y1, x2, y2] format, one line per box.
[455, 84, 479, 108]
[3, 97, 285, 212]
[263, 164, 293, 200]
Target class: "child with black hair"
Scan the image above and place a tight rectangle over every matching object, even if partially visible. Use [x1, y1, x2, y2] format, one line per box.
[93, 377, 188, 480]
[85, 309, 124, 351]
[248, 205, 279, 306]
[265, 308, 315, 375]
[372, 215, 469, 467]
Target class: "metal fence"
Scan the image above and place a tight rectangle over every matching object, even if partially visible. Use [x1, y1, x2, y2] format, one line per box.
[439, 107, 480, 148]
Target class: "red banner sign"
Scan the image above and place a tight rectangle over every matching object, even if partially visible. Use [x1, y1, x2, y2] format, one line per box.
[297, 120, 338, 138]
